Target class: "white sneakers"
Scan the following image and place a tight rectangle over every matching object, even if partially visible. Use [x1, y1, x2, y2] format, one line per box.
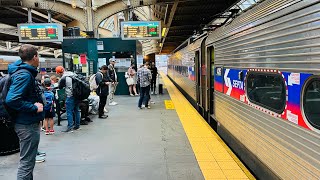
[130, 94, 134, 96]
[104, 108, 109, 113]
[109, 101, 118, 106]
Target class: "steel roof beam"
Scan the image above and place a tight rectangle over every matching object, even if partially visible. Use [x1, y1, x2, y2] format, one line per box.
[160, 0, 178, 54]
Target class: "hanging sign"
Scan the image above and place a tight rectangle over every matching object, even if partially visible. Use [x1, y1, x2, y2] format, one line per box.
[80, 54, 87, 64]
[73, 55, 79, 65]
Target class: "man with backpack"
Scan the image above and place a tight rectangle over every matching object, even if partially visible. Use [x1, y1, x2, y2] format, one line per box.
[4, 45, 44, 180]
[55, 66, 81, 132]
[95, 65, 111, 119]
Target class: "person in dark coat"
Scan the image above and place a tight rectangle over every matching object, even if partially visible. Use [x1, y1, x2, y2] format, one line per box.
[96, 65, 111, 118]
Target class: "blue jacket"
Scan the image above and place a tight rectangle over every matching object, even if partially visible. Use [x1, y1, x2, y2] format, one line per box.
[5, 60, 45, 125]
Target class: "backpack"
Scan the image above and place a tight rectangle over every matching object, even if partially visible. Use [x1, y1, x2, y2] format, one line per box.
[89, 72, 102, 91]
[0, 69, 31, 126]
[71, 75, 90, 101]
[43, 90, 54, 111]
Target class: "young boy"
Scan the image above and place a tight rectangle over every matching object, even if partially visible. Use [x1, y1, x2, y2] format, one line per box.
[43, 78, 55, 135]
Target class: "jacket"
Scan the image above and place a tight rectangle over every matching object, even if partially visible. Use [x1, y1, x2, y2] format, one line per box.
[95, 71, 110, 97]
[5, 60, 45, 125]
[107, 64, 117, 82]
[58, 71, 74, 97]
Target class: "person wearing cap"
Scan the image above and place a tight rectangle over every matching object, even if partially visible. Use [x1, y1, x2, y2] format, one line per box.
[107, 58, 118, 106]
[55, 66, 81, 132]
[43, 78, 55, 135]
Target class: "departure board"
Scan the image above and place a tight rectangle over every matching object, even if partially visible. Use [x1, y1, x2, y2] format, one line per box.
[121, 21, 161, 40]
[18, 23, 63, 42]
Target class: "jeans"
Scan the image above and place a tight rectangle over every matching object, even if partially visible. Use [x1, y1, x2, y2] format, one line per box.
[66, 97, 80, 129]
[138, 85, 150, 108]
[108, 83, 117, 103]
[15, 123, 40, 180]
[98, 96, 107, 116]
[151, 78, 156, 92]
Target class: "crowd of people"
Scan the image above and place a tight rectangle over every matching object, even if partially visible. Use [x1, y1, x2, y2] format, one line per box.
[1, 44, 160, 180]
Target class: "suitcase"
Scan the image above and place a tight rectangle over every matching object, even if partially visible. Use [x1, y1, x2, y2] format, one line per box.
[158, 84, 163, 94]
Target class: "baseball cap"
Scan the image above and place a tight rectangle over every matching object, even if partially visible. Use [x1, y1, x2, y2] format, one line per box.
[55, 66, 64, 74]
[109, 58, 116, 62]
[43, 78, 51, 86]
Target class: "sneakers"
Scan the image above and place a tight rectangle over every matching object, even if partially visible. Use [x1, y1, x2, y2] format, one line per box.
[151, 92, 154, 95]
[104, 108, 109, 113]
[130, 94, 134, 96]
[99, 115, 108, 119]
[37, 151, 46, 157]
[80, 120, 89, 125]
[45, 130, 50, 135]
[35, 155, 45, 163]
[135, 94, 139, 96]
[41, 127, 45, 132]
[62, 128, 73, 133]
[109, 101, 118, 106]
[49, 130, 55, 134]
[73, 126, 81, 131]
[147, 106, 151, 109]
[141, 105, 145, 108]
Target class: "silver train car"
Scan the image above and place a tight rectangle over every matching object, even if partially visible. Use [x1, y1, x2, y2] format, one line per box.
[168, 0, 320, 179]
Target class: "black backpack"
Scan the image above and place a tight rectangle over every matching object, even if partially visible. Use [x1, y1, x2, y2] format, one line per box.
[0, 69, 31, 127]
[71, 75, 90, 101]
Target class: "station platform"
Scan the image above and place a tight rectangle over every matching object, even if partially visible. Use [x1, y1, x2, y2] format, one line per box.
[0, 74, 255, 180]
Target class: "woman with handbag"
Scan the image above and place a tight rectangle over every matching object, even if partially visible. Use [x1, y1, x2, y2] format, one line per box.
[127, 64, 138, 96]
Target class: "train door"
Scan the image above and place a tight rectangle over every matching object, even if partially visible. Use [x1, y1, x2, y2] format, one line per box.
[200, 39, 207, 119]
[195, 51, 202, 113]
[207, 46, 215, 125]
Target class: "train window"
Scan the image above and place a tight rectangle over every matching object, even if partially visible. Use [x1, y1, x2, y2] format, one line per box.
[246, 73, 286, 113]
[303, 78, 320, 130]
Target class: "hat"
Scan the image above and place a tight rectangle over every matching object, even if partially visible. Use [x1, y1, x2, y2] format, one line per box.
[109, 58, 116, 62]
[55, 66, 64, 74]
[43, 78, 51, 86]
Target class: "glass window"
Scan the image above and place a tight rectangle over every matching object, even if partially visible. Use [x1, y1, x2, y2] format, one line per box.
[246, 72, 286, 113]
[303, 78, 320, 130]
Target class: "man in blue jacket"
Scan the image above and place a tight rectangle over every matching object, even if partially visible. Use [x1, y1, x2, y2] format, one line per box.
[6, 44, 44, 180]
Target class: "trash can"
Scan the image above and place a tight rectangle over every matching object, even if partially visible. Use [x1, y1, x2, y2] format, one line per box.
[0, 120, 19, 156]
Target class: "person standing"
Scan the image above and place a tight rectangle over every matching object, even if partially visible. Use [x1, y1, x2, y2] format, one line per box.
[95, 65, 110, 119]
[6, 45, 45, 180]
[137, 62, 152, 109]
[127, 63, 138, 96]
[150, 62, 158, 94]
[108, 58, 118, 105]
[55, 66, 81, 132]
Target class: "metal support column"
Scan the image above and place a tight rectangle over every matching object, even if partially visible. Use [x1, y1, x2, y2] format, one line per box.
[27, 8, 32, 23]
[48, 10, 52, 23]
[86, 0, 95, 37]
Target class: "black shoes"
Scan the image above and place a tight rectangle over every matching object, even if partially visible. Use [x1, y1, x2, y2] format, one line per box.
[99, 115, 108, 119]
[80, 120, 89, 125]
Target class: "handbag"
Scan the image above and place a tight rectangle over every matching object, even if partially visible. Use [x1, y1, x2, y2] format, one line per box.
[126, 77, 134, 85]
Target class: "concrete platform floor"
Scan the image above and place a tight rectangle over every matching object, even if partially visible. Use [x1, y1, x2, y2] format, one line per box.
[0, 93, 204, 180]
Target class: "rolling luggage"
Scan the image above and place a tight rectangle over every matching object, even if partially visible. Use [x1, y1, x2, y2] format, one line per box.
[158, 84, 163, 94]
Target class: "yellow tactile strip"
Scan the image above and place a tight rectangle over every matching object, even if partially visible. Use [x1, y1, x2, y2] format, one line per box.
[161, 73, 255, 180]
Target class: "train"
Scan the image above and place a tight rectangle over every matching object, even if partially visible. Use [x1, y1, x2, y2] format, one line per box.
[168, 0, 320, 179]
[0, 55, 62, 74]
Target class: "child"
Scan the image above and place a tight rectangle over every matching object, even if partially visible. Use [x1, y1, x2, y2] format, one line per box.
[43, 78, 55, 135]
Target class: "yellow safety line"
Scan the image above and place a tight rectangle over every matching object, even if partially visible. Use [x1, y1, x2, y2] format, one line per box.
[161, 72, 255, 180]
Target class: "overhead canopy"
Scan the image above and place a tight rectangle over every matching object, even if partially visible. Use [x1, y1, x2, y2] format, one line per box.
[158, 0, 241, 54]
